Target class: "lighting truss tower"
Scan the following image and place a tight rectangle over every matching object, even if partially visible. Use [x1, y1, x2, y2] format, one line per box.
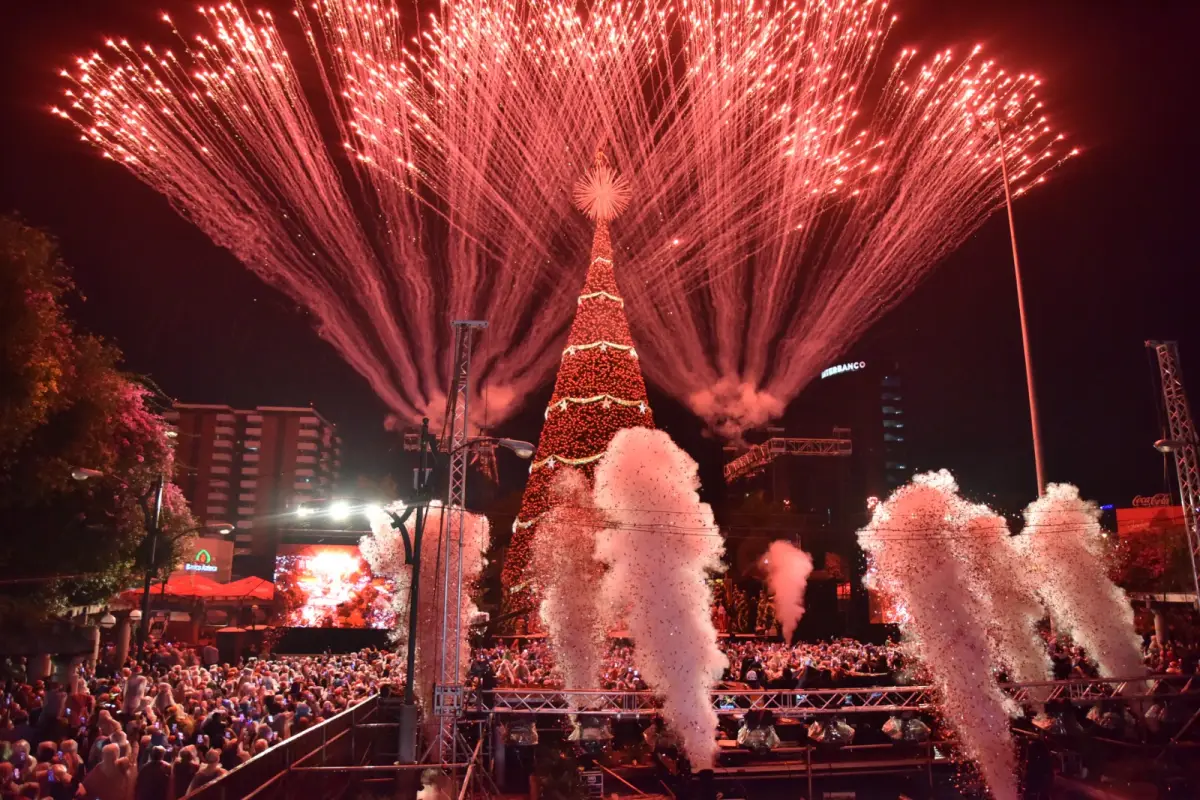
[724, 435, 854, 483]
[435, 320, 487, 767]
[1146, 341, 1200, 607]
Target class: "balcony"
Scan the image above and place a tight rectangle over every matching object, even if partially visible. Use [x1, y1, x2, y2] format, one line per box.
[211, 466, 230, 475]
[299, 416, 320, 426]
[205, 506, 227, 515]
[296, 456, 317, 465]
[297, 441, 318, 452]
[294, 468, 315, 477]
[207, 492, 229, 502]
[243, 453, 260, 463]
[216, 414, 236, 423]
[213, 438, 233, 448]
[298, 427, 319, 438]
[238, 506, 256, 516]
[245, 427, 262, 437]
[240, 480, 258, 488]
[242, 467, 259, 477]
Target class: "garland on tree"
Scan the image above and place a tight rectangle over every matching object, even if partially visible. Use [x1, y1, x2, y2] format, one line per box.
[500, 150, 654, 627]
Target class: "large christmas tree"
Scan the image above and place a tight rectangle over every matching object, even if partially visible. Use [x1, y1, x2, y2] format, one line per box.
[501, 151, 655, 624]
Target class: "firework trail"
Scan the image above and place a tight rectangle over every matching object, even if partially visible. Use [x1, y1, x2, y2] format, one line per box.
[56, 1, 1073, 432]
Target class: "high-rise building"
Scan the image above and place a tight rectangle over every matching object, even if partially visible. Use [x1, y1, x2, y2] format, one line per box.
[724, 357, 911, 637]
[165, 404, 341, 578]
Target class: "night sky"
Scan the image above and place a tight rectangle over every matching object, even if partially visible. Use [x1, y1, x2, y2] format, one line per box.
[2, 1, 1198, 515]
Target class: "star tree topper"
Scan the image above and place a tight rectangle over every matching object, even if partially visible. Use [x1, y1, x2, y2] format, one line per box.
[573, 148, 632, 222]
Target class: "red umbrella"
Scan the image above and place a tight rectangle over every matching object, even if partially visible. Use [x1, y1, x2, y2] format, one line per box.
[120, 573, 221, 603]
[209, 576, 274, 602]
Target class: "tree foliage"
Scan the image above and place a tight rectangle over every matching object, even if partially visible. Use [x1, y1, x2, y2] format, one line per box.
[0, 216, 197, 620]
[1110, 524, 1193, 594]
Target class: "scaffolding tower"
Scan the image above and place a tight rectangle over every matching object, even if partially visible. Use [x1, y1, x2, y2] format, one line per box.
[1146, 340, 1200, 607]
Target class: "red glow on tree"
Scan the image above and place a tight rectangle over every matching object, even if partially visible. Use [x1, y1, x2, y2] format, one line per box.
[500, 151, 654, 624]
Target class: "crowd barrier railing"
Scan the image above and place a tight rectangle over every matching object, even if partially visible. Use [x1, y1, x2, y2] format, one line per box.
[483, 674, 1199, 717]
[181, 695, 382, 800]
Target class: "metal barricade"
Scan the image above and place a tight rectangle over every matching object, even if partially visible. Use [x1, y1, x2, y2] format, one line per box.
[182, 695, 382, 800]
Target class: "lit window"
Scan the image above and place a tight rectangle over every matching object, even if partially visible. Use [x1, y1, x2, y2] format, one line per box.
[883, 420, 905, 429]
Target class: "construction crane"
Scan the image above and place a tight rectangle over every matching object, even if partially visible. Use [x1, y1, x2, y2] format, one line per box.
[724, 430, 853, 483]
[1146, 341, 1200, 608]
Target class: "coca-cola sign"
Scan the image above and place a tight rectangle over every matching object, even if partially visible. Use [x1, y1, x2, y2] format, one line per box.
[1132, 493, 1172, 507]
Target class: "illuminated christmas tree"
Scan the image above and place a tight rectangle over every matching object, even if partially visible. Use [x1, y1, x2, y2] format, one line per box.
[501, 150, 654, 624]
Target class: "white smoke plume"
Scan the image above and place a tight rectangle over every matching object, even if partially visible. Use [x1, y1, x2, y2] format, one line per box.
[858, 471, 1017, 800]
[688, 377, 784, 440]
[533, 470, 607, 696]
[761, 541, 814, 643]
[593, 428, 728, 769]
[1021, 483, 1143, 678]
[363, 503, 490, 731]
[952, 502, 1052, 689]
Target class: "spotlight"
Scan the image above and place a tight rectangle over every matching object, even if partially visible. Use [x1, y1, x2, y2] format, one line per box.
[296, 506, 312, 518]
[329, 501, 351, 520]
[737, 710, 779, 754]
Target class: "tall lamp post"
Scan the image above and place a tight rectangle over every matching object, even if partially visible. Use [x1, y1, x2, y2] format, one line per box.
[73, 464, 232, 663]
[996, 110, 1046, 497]
[389, 423, 533, 764]
[136, 475, 166, 660]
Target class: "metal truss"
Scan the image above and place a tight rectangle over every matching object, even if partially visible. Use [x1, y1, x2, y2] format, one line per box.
[1146, 341, 1200, 606]
[724, 436, 853, 483]
[483, 675, 1199, 718]
[436, 320, 487, 764]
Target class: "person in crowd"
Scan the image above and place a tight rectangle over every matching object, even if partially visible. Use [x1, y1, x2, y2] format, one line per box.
[134, 745, 171, 800]
[170, 747, 199, 799]
[187, 748, 226, 793]
[83, 742, 136, 800]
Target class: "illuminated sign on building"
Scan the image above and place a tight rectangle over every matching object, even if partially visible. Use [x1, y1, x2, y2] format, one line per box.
[820, 361, 866, 379]
[184, 549, 219, 573]
[1132, 493, 1172, 508]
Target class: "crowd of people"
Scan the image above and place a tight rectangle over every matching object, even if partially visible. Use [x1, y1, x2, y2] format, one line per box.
[468, 631, 1200, 693]
[0, 644, 399, 800]
[2, 622, 1197, 799]
[468, 638, 915, 692]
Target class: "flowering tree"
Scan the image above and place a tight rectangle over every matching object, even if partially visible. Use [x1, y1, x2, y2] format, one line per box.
[0, 216, 196, 620]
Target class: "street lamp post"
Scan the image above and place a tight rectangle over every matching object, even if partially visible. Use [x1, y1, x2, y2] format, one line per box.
[390, 425, 534, 764]
[136, 475, 166, 661]
[996, 111, 1046, 497]
[74, 461, 231, 663]
[393, 417, 434, 764]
